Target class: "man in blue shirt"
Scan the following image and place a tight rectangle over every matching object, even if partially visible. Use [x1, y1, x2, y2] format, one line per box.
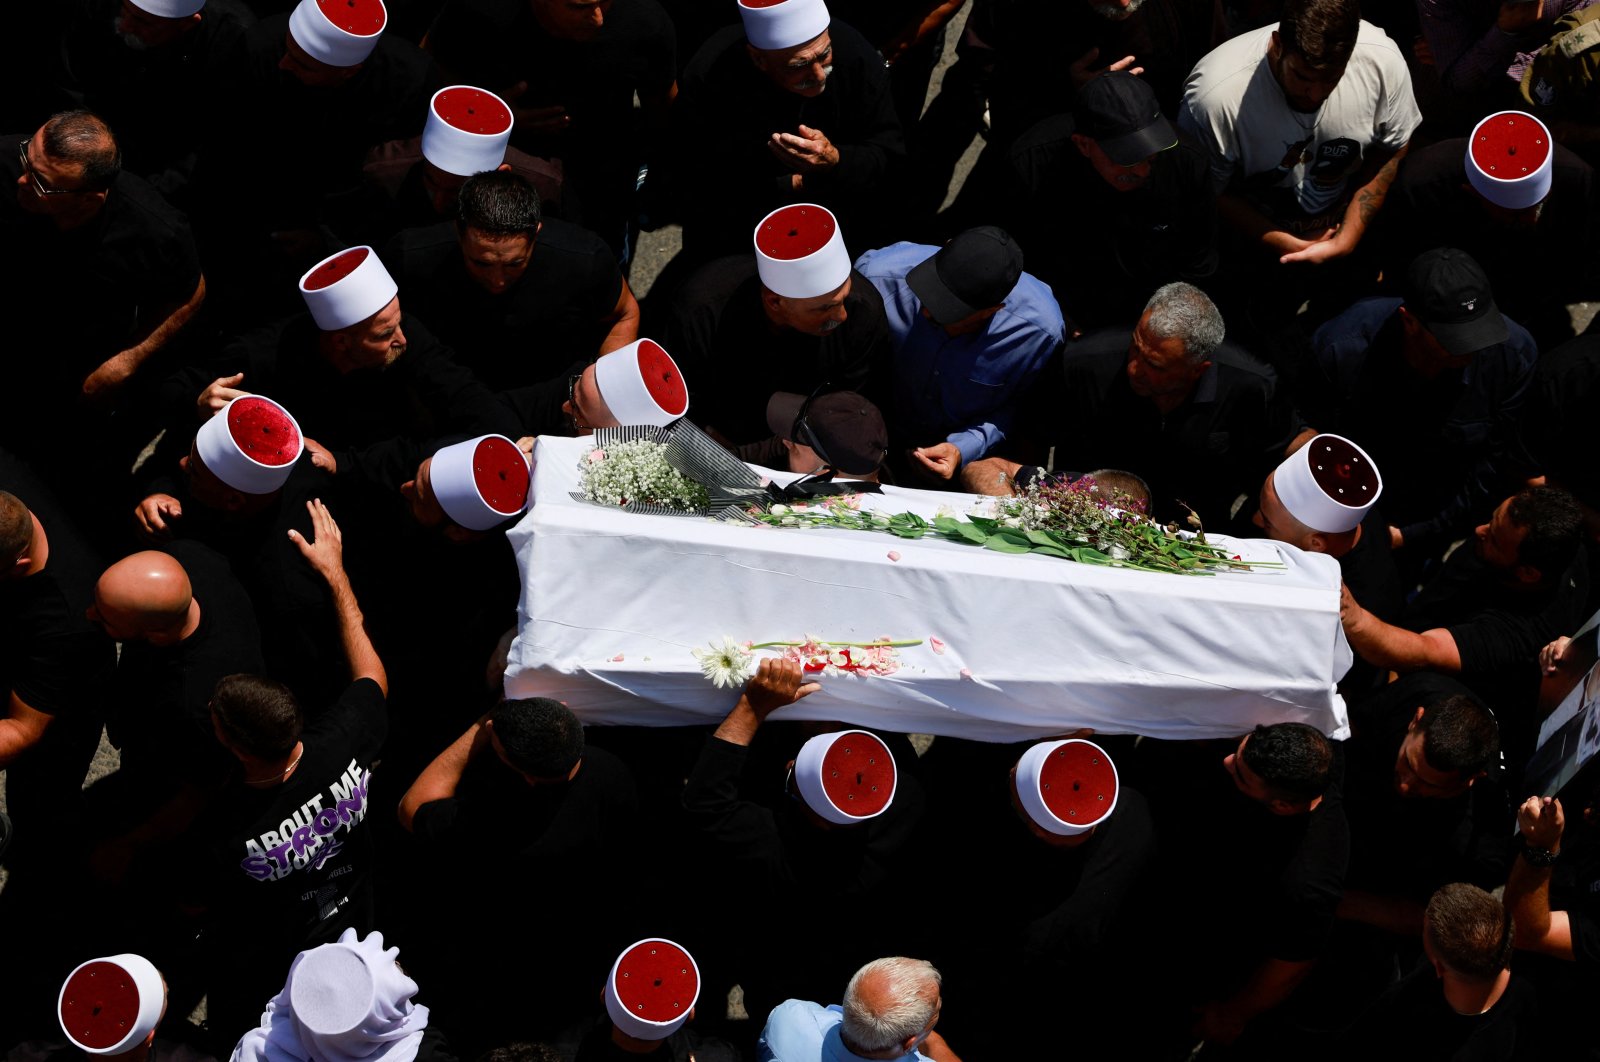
[854, 227, 1065, 484]
[758, 956, 961, 1062]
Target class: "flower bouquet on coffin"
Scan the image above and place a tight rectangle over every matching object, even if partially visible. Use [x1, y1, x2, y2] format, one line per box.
[572, 420, 770, 519]
[692, 635, 924, 687]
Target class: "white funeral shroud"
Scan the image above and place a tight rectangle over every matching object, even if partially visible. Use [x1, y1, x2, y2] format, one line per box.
[505, 435, 1354, 741]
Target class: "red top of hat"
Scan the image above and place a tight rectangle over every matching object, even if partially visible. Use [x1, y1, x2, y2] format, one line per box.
[471, 436, 529, 514]
[317, 0, 386, 34]
[60, 961, 143, 1052]
[741, 0, 792, 7]
[433, 87, 513, 135]
[637, 340, 688, 416]
[820, 732, 894, 817]
[228, 397, 301, 466]
[1470, 114, 1550, 180]
[1307, 436, 1377, 506]
[303, 246, 370, 290]
[1038, 742, 1116, 825]
[756, 206, 836, 261]
[614, 941, 697, 1023]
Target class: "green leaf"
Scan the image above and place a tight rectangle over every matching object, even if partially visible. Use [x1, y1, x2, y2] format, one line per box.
[966, 516, 1001, 535]
[983, 536, 1032, 554]
[939, 519, 990, 545]
[1028, 544, 1072, 558]
[1024, 530, 1061, 547]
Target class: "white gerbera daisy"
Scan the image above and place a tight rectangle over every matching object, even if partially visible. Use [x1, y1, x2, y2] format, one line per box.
[692, 637, 756, 688]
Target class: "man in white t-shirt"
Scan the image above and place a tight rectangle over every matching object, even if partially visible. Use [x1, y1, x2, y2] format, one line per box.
[1179, 0, 1421, 268]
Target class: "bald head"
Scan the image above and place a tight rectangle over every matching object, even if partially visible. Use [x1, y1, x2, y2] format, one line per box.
[91, 551, 196, 644]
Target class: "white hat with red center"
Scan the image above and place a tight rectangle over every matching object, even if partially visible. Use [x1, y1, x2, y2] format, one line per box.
[605, 939, 700, 1041]
[58, 954, 165, 1056]
[197, 395, 305, 495]
[429, 434, 531, 531]
[739, 0, 830, 51]
[129, 0, 206, 16]
[793, 730, 896, 825]
[299, 246, 398, 331]
[754, 204, 851, 300]
[593, 339, 690, 427]
[1466, 111, 1554, 210]
[1273, 433, 1382, 535]
[1015, 739, 1118, 837]
[423, 86, 514, 177]
[288, 0, 387, 68]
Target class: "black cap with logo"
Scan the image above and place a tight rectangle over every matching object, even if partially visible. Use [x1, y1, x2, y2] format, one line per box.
[1403, 248, 1509, 357]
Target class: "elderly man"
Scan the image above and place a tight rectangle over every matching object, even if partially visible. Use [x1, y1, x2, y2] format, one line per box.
[0, 111, 206, 507]
[856, 226, 1064, 483]
[684, 660, 925, 1026]
[969, 282, 1303, 531]
[165, 245, 517, 489]
[1308, 249, 1538, 560]
[666, 204, 890, 445]
[57, 0, 254, 198]
[1382, 110, 1596, 350]
[1003, 71, 1218, 331]
[425, 0, 677, 259]
[669, 0, 904, 261]
[758, 957, 961, 1061]
[384, 170, 639, 390]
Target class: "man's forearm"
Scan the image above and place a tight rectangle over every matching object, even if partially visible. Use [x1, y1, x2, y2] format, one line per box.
[1217, 193, 1301, 254]
[1336, 145, 1406, 249]
[713, 701, 762, 747]
[327, 572, 387, 694]
[598, 281, 641, 355]
[119, 275, 206, 369]
[1343, 605, 1462, 672]
[1505, 847, 1556, 944]
[0, 718, 39, 769]
[398, 717, 487, 830]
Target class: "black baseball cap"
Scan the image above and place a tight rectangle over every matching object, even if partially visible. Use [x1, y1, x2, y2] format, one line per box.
[1073, 71, 1177, 167]
[767, 390, 889, 477]
[906, 226, 1024, 326]
[1403, 248, 1508, 357]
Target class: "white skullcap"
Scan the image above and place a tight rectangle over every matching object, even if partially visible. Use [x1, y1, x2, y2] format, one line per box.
[59, 954, 165, 1056]
[422, 86, 514, 177]
[129, 0, 206, 16]
[754, 204, 851, 299]
[288, 0, 387, 68]
[429, 435, 531, 531]
[793, 730, 896, 825]
[1273, 433, 1382, 535]
[1466, 111, 1554, 211]
[299, 246, 398, 331]
[605, 939, 700, 1041]
[196, 395, 304, 495]
[739, 0, 830, 51]
[592, 339, 689, 427]
[231, 929, 429, 1062]
[1015, 739, 1118, 837]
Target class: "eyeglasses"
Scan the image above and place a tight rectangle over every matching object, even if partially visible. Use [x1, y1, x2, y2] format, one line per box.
[18, 140, 76, 198]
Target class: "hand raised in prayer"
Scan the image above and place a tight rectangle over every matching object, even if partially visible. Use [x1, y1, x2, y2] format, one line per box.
[768, 125, 841, 173]
[741, 658, 821, 721]
[287, 498, 347, 584]
[133, 493, 183, 541]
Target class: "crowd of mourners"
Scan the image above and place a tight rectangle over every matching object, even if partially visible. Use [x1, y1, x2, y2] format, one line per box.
[4, 0, 1600, 1058]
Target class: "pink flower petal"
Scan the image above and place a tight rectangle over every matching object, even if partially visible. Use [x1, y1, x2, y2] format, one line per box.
[930, 637, 946, 655]
[959, 668, 973, 680]
[611, 653, 624, 662]
[887, 550, 901, 562]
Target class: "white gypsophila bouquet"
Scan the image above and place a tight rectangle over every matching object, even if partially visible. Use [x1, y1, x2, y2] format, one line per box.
[579, 439, 711, 511]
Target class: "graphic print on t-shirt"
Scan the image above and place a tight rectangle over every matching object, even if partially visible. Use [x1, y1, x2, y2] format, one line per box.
[239, 758, 370, 882]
